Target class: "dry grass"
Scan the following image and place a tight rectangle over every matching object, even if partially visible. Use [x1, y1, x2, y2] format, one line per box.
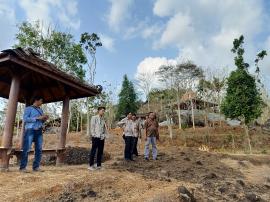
[0, 127, 269, 201]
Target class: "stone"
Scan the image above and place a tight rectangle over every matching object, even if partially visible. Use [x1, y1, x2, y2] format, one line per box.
[236, 179, 245, 187]
[196, 161, 203, 166]
[204, 173, 218, 180]
[184, 157, 191, 161]
[218, 187, 226, 193]
[178, 186, 196, 202]
[80, 189, 97, 198]
[246, 193, 261, 202]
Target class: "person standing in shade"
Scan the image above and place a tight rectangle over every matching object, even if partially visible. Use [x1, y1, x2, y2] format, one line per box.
[19, 96, 48, 172]
[144, 112, 159, 161]
[132, 114, 140, 157]
[117, 112, 135, 161]
[89, 106, 107, 171]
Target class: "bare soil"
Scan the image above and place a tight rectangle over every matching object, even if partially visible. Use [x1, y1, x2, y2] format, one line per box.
[0, 127, 270, 201]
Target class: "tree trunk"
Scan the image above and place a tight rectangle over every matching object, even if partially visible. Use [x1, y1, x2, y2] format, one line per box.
[80, 112, 83, 133]
[166, 114, 173, 139]
[218, 93, 222, 128]
[191, 99, 195, 130]
[177, 90, 182, 130]
[244, 123, 252, 154]
[76, 111, 79, 133]
[231, 132, 235, 153]
[147, 96, 150, 112]
[86, 98, 90, 137]
[67, 104, 72, 133]
[16, 106, 20, 137]
[204, 100, 207, 127]
[19, 122, 25, 149]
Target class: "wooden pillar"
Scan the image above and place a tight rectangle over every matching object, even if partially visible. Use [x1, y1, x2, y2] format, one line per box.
[56, 97, 70, 165]
[0, 75, 20, 170]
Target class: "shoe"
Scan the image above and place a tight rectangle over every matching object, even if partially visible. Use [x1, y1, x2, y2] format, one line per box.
[153, 158, 158, 160]
[130, 159, 135, 161]
[145, 157, 149, 161]
[19, 168, 30, 173]
[33, 168, 44, 172]
[96, 166, 104, 170]
[88, 166, 96, 171]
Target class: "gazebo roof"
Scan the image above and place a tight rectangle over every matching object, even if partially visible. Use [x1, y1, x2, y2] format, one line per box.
[0, 48, 101, 103]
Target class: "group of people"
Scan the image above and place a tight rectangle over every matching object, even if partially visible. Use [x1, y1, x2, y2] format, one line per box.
[89, 108, 159, 170]
[117, 112, 159, 161]
[19, 96, 159, 172]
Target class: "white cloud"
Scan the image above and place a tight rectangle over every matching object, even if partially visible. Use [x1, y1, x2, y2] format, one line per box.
[0, 0, 16, 50]
[135, 57, 177, 88]
[134, 0, 270, 92]
[151, 0, 269, 73]
[99, 34, 115, 52]
[142, 24, 163, 39]
[19, 0, 80, 30]
[107, 0, 134, 32]
[155, 12, 195, 49]
[124, 21, 147, 39]
[125, 20, 164, 40]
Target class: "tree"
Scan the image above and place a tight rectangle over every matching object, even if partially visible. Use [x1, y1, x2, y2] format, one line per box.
[136, 72, 154, 112]
[197, 77, 213, 126]
[80, 33, 102, 84]
[211, 77, 226, 126]
[156, 62, 203, 130]
[80, 32, 102, 136]
[175, 62, 203, 130]
[0, 98, 7, 136]
[116, 75, 138, 119]
[15, 21, 87, 80]
[156, 65, 180, 138]
[198, 75, 226, 127]
[221, 35, 267, 154]
[148, 88, 177, 119]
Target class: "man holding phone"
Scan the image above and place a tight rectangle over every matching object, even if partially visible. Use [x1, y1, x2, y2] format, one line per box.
[19, 96, 48, 172]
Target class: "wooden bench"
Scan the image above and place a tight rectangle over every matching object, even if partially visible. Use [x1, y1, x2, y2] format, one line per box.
[0, 147, 66, 166]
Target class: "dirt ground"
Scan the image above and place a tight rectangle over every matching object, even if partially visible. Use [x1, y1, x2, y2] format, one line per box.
[0, 128, 270, 202]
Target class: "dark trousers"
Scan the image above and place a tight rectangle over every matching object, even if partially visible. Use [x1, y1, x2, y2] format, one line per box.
[20, 129, 43, 170]
[89, 137, 105, 167]
[133, 137, 139, 156]
[124, 136, 134, 160]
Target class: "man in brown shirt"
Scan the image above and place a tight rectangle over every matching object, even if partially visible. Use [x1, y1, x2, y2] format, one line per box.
[144, 112, 159, 160]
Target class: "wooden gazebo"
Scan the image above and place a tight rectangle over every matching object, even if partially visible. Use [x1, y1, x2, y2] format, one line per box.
[0, 48, 101, 170]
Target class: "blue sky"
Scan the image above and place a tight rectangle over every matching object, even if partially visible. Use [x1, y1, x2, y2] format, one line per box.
[1, 0, 270, 98]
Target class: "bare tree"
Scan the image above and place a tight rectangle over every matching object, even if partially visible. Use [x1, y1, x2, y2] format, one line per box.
[136, 72, 154, 112]
[80, 33, 102, 84]
[157, 62, 203, 130]
[80, 33, 102, 137]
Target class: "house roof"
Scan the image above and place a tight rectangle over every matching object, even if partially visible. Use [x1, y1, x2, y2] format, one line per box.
[0, 48, 101, 103]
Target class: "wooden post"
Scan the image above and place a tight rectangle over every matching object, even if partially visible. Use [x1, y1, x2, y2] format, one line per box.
[0, 75, 20, 170]
[56, 97, 70, 165]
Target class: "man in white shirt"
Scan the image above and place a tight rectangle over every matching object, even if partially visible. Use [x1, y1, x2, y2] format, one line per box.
[117, 112, 135, 161]
[89, 106, 107, 170]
